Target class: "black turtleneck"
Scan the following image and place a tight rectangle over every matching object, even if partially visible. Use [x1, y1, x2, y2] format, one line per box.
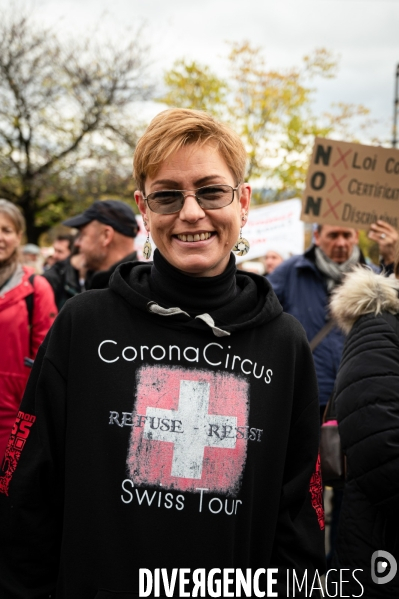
[149, 250, 239, 315]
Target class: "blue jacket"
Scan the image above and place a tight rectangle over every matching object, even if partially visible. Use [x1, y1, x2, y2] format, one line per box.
[268, 246, 370, 407]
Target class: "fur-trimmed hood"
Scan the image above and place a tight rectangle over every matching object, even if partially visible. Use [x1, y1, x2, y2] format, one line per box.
[330, 266, 399, 334]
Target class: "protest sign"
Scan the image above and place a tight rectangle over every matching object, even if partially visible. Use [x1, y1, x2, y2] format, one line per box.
[235, 199, 304, 264]
[301, 138, 399, 229]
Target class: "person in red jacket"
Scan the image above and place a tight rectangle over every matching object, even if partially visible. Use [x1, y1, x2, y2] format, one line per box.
[0, 199, 57, 459]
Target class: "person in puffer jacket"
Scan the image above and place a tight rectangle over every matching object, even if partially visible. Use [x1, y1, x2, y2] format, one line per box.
[328, 263, 399, 597]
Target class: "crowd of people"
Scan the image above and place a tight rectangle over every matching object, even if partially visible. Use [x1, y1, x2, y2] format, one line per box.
[0, 108, 398, 597]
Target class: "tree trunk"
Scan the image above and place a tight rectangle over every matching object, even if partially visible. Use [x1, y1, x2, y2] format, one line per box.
[19, 191, 41, 244]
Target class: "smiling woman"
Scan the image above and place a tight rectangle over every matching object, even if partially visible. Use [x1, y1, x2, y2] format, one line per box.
[134, 108, 250, 277]
[0, 110, 325, 598]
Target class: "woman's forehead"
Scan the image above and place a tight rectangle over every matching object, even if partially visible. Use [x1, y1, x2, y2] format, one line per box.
[146, 144, 233, 188]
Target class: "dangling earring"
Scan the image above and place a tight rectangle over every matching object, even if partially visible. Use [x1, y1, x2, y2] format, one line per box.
[233, 215, 250, 256]
[143, 229, 152, 260]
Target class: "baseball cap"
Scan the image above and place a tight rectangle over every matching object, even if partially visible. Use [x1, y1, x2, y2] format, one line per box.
[63, 200, 139, 238]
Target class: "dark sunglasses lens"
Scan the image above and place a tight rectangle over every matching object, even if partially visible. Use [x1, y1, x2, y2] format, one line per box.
[148, 191, 183, 214]
[197, 185, 233, 208]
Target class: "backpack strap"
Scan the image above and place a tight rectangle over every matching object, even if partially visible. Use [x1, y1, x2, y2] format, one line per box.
[25, 274, 35, 327]
[309, 319, 336, 352]
[322, 389, 337, 423]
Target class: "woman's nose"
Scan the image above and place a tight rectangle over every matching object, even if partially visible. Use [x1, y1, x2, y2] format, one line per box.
[178, 194, 206, 221]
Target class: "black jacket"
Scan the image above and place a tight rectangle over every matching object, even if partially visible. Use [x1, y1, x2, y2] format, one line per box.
[268, 245, 374, 407]
[329, 268, 399, 597]
[0, 258, 324, 598]
[42, 256, 81, 309]
[44, 252, 138, 309]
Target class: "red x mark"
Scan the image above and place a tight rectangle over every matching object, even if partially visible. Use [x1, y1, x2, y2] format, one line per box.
[322, 198, 342, 220]
[328, 173, 347, 194]
[333, 148, 352, 169]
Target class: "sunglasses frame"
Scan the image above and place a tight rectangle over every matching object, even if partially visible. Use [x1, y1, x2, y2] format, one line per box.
[143, 184, 241, 214]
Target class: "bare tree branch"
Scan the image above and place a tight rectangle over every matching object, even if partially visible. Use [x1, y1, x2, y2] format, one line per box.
[0, 7, 153, 241]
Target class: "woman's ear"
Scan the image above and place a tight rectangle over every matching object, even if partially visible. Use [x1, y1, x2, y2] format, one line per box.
[239, 183, 251, 219]
[134, 190, 148, 223]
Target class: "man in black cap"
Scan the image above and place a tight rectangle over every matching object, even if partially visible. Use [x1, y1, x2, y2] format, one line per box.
[64, 200, 139, 290]
[44, 200, 139, 307]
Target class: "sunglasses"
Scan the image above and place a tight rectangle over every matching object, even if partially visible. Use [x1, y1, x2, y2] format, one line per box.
[143, 184, 240, 215]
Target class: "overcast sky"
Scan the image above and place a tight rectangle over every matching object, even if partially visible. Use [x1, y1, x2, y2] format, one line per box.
[10, 0, 399, 142]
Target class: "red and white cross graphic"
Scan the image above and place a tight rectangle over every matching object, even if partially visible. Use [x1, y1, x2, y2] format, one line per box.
[143, 380, 237, 479]
[127, 366, 249, 494]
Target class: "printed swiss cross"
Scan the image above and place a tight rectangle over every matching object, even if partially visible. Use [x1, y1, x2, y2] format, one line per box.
[127, 366, 249, 495]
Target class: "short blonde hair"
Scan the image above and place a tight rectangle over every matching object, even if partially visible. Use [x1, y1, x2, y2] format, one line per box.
[133, 108, 247, 192]
[0, 199, 25, 234]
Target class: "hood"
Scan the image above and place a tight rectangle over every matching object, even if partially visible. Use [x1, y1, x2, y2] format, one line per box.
[330, 266, 399, 334]
[109, 259, 283, 337]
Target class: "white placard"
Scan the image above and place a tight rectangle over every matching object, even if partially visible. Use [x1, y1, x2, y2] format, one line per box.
[235, 199, 304, 264]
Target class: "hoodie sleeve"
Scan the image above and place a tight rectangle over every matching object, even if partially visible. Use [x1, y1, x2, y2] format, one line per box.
[270, 321, 326, 595]
[0, 311, 69, 598]
[336, 314, 399, 511]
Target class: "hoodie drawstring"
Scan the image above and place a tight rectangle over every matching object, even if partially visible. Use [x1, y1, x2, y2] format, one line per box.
[147, 302, 230, 337]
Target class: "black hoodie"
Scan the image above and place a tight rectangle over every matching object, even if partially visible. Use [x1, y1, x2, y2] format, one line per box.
[0, 257, 325, 598]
